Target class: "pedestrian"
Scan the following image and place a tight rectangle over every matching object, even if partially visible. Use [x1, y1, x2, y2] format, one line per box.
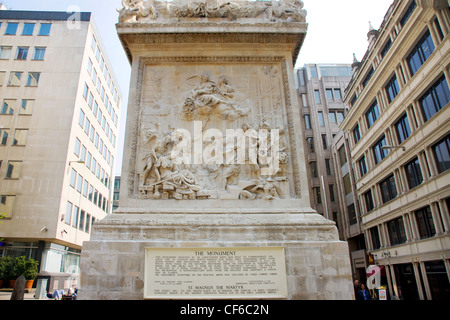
[354, 280, 362, 300]
[358, 284, 372, 300]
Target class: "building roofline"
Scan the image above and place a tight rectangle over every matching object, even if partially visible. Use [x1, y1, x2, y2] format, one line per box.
[0, 10, 91, 21]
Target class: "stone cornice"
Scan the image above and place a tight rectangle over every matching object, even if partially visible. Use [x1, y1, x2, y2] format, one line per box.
[118, 28, 307, 65]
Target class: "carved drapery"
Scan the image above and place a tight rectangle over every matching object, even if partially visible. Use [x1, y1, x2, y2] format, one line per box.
[127, 56, 301, 200]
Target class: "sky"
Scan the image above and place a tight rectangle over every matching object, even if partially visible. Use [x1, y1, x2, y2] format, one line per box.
[2, 0, 394, 175]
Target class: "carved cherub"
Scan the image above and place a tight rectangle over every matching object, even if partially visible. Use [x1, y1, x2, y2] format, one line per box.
[118, 0, 158, 23]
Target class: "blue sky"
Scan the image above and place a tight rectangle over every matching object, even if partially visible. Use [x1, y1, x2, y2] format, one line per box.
[2, 0, 394, 175]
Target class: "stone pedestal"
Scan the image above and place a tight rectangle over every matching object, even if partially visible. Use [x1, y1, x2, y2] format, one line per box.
[80, 213, 353, 300]
[80, 0, 354, 300]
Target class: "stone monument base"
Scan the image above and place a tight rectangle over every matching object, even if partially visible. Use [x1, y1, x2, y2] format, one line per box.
[79, 212, 354, 300]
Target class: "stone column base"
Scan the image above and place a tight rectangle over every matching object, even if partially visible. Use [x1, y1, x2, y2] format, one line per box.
[79, 213, 354, 300]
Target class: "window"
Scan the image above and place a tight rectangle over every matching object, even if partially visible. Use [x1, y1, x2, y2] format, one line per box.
[350, 94, 357, 107]
[432, 135, 450, 174]
[76, 174, 83, 193]
[6, 161, 22, 179]
[329, 112, 336, 123]
[310, 66, 318, 78]
[326, 89, 333, 100]
[318, 111, 325, 127]
[310, 161, 318, 178]
[86, 152, 92, 169]
[395, 113, 411, 144]
[380, 38, 392, 59]
[370, 227, 381, 250]
[20, 100, 34, 115]
[79, 210, 86, 231]
[0, 129, 9, 145]
[404, 157, 423, 189]
[373, 135, 389, 164]
[415, 206, 436, 239]
[348, 204, 357, 225]
[33, 47, 46, 60]
[380, 174, 397, 203]
[1, 99, 16, 115]
[343, 174, 352, 195]
[22, 23, 35, 35]
[8, 72, 22, 87]
[93, 189, 98, 205]
[301, 94, 307, 107]
[304, 114, 312, 130]
[78, 109, 85, 127]
[336, 111, 344, 124]
[364, 190, 375, 212]
[407, 30, 435, 76]
[353, 124, 361, 144]
[65, 202, 73, 225]
[38, 23, 52, 36]
[84, 118, 90, 136]
[307, 137, 315, 153]
[26, 72, 40, 86]
[334, 89, 341, 100]
[15, 47, 29, 60]
[325, 159, 332, 175]
[80, 145, 87, 162]
[322, 134, 328, 150]
[385, 74, 400, 104]
[338, 146, 347, 166]
[387, 217, 407, 246]
[72, 206, 79, 228]
[314, 90, 321, 104]
[70, 168, 77, 188]
[434, 17, 444, 42]
[329, 185, 335, 202]
[0, 195, 16, 218]
[0, 71, 5, 86]
[74, 140, 82, 159]
[0, 46, 12, 59]
[83, 180, 88, 198]
[12, 129, 28, 146]
[359, 156, 368, 177]
[400, 0, 417, 27]
[95, 46, 101, 61]
[362, 67, 374, 88]
[91, 35, 97, 51]
[419, 75, 450, 122]
[313, 187, 322, 204]
[85, 214, 91, 233]
[366, 100, 380, 128]
[87, 58, 93, 75]
[5, 23, 18, 35]
[88, 185, 94, 201]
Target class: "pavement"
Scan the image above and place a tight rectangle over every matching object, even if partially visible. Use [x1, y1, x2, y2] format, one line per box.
[0, 290, 36, 300]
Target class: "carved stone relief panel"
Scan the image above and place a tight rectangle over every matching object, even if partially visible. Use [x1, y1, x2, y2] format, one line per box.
[128, 57, 299, 201]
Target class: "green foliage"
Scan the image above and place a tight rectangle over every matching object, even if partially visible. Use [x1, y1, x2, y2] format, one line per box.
[0, 256, 39, 280]
[0, 256, 15, 280]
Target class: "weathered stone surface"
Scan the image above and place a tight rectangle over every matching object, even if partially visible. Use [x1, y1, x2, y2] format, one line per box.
[80, 0, 353, 300]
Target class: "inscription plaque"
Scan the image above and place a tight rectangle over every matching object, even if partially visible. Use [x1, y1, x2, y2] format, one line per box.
[144, 247, 288, 299]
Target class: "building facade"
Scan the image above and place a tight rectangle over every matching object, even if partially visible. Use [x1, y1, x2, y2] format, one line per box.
[341, 0, 450, 300]
[295, 64, 370, 285]
[0, 10, 122, 286]
[295, 64, 353, 234]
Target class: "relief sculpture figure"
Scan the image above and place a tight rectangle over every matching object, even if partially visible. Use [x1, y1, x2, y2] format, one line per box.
[183, 74, 249, 121]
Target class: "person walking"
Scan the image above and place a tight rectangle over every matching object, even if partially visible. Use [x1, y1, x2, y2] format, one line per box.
[358, 284, 372, 300]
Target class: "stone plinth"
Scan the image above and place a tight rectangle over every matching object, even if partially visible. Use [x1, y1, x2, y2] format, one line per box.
[80, 213, 353, 300]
